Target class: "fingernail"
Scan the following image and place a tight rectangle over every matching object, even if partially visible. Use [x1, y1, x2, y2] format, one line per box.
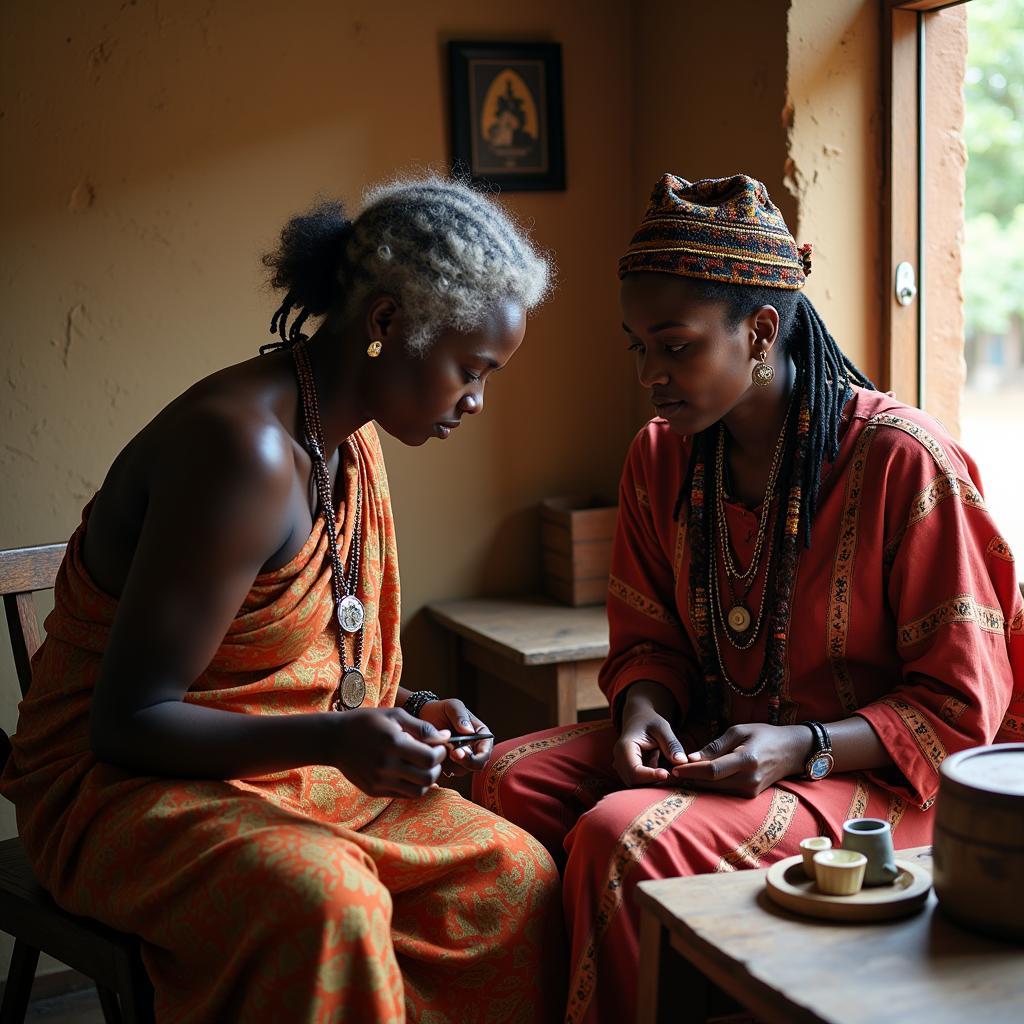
[459, 719, 471, 729]
[689, 752, 702, 761]
[672, 752, 686, 762]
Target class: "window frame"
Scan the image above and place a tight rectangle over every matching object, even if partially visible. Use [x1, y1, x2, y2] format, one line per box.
[881, 0, 972, 411]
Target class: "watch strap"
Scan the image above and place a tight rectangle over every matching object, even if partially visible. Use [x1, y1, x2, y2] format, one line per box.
[801, 720, 834, 780]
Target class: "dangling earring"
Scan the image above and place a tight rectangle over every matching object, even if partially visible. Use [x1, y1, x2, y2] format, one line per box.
[752, 350, 774, 387]
[366, 340, 383, 358]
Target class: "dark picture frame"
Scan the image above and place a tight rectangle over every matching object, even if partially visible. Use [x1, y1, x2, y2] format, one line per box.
[448, 41, 566, 191]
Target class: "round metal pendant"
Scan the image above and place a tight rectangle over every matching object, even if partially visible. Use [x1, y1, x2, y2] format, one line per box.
[727, 604, 752, 633]
[337, 595, 365, 634]
[752, 361, 775, 388]
[335, 669, 366, 711]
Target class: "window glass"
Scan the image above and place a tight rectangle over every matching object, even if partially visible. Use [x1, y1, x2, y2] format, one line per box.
[960, 0, 1024, 559]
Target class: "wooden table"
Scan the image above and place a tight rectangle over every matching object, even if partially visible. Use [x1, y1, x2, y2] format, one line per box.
[426, 596, 609, 727]
[636, 846, 1024, 1024]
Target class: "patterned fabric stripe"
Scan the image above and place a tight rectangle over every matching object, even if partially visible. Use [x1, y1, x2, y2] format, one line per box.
[620, 242, 801, 269]
[884, 474, 986, 565]
[608, 575, 679, 628]
[714, 788, 800, 872]
[997, 714, 1024, 739]
[845, 775, 870, 821]
[987, 536, 1014, 562]
[633, 215, 794, 241]
[673, 520, 688, 582]
[938, 696, 968, 726]
[879, 697, 947, 776]
[897, 594, 1005, 648]
[869, 413, 956, 475]
[480, 721, 609, 818]
[826, 424, 878, 713]
[886, 792, 907, 832]
[564, 792, 697, 1024]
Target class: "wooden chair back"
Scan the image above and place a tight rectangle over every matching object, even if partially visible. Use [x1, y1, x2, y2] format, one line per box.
[0, 541, 157, 1023]
[1, 544, 66, 769]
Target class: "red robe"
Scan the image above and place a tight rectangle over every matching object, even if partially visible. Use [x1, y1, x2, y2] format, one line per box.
[475, 388, 1023, 1024]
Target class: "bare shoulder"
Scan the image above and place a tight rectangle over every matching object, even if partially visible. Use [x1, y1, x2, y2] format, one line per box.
[83, 355, 300, 593]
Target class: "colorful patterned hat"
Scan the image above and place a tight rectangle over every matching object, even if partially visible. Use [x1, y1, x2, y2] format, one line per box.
[618, 173, 811, 289]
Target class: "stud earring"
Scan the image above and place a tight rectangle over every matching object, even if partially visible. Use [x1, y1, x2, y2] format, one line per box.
[752, 350, 774, 387]
[366, 340, 383, 358]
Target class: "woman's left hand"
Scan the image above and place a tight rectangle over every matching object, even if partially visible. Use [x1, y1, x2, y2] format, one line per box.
[668, 723, 809, 798]
[416, 698, 494, 776]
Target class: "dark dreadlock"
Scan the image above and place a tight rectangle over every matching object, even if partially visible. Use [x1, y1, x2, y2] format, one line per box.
[261, 200, 354, 350]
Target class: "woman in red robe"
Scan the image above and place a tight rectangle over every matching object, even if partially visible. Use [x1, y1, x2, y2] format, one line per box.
[475, 174, 1023, 1024]
[2, 178, 565, 1023]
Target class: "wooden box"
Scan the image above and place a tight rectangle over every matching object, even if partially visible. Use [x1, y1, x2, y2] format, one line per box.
[541, 496, 617, 606]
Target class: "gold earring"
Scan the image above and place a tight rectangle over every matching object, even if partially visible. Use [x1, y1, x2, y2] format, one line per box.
[752, 350, 774, 387]
[367, 340, 383, 358]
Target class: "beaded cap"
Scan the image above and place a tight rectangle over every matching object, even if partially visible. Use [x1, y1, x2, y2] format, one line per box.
[619, 173, 811, 289]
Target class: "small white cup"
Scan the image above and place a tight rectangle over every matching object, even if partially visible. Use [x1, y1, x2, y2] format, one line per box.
[799, 836, 832, 877]
[813, 849, 867, 896]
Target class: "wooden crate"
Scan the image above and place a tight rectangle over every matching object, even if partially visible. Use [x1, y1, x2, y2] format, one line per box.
[541, 496, 617, 606]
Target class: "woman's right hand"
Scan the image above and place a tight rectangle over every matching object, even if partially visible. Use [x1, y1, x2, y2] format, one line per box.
[612, 681, 687, 786]
[330, 708, 451, 799]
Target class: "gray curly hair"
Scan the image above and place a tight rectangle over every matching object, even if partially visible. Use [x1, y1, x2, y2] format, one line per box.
[264, 175, 552, 353]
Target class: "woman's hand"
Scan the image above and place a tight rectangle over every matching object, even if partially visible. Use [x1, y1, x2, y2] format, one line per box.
[330, 707, 451, 798]
[669, 723, 808, 798]
[613, 681, 688, 786]
[416, 698, 494, 776]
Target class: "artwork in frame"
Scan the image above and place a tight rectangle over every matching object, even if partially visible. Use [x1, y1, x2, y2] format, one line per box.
[448, 41, 566, 192]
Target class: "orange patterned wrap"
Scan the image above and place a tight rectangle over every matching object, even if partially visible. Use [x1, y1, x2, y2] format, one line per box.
[1, 423, 563, 1024]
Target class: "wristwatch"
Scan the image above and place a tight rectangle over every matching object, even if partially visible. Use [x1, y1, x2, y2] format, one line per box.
[801, 721, 834, 781]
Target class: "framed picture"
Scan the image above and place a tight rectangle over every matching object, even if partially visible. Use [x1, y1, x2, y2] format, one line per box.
[449, 41, 566, 191]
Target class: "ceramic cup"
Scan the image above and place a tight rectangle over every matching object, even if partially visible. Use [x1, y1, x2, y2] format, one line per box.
[841, 817, 899, 886]
[799, 836, 832, 877]
[813, 849, 867, 896]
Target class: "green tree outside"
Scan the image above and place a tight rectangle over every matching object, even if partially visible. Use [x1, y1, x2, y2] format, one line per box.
[963, 0, 1024, 373]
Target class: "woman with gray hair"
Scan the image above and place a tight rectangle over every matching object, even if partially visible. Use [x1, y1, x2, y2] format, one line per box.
[0, 177, 562, 1022]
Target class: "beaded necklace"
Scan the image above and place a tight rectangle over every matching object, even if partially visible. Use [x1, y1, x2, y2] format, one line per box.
[712, 392, 794, 647]
[687, 393, 810, 728]
[292, 340, 367, 711]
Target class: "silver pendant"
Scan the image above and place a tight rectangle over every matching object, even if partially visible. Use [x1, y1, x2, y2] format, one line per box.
[337, 595, 365, 634]
[727, 604, 752, 632]
[334, 669, 366, 711]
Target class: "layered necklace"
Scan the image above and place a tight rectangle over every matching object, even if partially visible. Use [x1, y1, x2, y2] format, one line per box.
[686, 392, 810, 728]
[710, 394, 794, 650]
[292, 340, 367, 711]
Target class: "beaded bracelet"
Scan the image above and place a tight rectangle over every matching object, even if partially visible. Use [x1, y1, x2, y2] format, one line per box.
[403, 690, 440, 718]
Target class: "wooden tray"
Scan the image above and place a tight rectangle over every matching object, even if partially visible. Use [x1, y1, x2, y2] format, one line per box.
[765, 854, 932, 922]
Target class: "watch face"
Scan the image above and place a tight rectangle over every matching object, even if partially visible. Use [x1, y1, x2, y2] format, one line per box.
[809, 753, 834, 780]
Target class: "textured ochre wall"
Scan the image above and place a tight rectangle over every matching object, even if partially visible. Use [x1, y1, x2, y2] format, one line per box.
[786, 0, 883, 383]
